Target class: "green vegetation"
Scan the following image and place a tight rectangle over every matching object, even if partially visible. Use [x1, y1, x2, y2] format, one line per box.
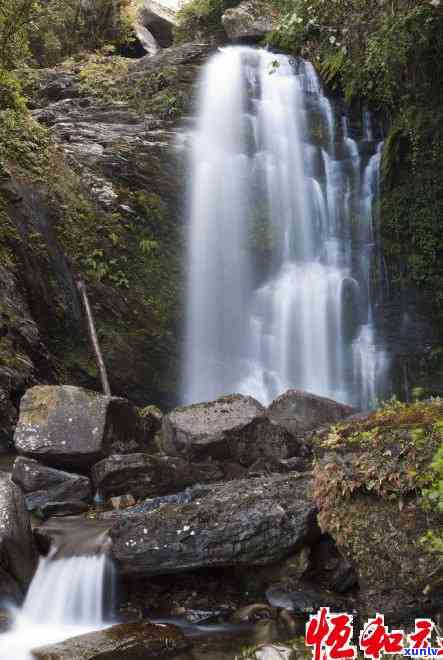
[0, 0, 134, 70]
[0, 1, 187, 405]
[30, 0, 135, 67]
[73, 52, 191, 120]
[267, 1, 442, 107]
[312, 398, 443, 605]
[174, 0, 240, 42]
[422, 436, 443, 552]
[0, 0, 38, 69]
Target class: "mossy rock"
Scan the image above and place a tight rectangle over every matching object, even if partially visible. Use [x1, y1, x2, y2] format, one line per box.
[312, 399, 443, 614]
[32, 620, 189, 659]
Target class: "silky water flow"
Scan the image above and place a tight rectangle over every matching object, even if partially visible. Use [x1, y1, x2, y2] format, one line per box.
[182, 47, 389, 408]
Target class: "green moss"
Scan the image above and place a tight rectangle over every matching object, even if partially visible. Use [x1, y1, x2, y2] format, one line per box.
[138, 404, 162, 418]
[0, 71, 26, 112]
[0, 56, 185, 405]
[312, 399, 443, 606]
[62, 52, 197, 125]
[420, 442, 443, 552]
[381, 118, 443, 307]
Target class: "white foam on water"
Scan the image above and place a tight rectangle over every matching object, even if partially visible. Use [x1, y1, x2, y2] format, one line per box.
[0, 554, 111, 660]
[182, 47, 388, 409]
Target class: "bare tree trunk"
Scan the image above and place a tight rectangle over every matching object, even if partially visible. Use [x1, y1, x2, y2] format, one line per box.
[76, 278, 111, 396]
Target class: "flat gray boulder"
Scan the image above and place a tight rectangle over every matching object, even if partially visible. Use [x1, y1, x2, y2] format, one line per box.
[32, 620, 189, 659]
[267, 389, 355, 437]
[0, 474, 37, 595]
[222, 0, 276, 40]
[162, 394, 298, 465]
[92, 453, 222, 500]
[110, 473, 318, 576]
[12, 457, 91, 511]
[14, 386, 147, 471]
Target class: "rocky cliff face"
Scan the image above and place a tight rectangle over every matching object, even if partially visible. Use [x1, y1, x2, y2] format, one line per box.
[0, 43, 211, 442]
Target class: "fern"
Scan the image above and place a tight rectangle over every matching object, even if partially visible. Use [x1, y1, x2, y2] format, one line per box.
[319, 48, 346, 87]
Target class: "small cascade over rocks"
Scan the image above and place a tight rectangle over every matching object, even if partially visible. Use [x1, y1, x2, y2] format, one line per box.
[182, 46, 389, 409]
[0, 544, 114, 660]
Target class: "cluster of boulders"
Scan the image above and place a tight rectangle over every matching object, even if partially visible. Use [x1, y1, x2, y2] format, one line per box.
[2, 383, 440, 659]
[11, 385, 353, 520]
[0, 384, 354, 603]
[11, 385, 158, 518]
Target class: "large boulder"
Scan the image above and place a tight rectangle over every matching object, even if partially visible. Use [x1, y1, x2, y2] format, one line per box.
[267, 389, 355, 438]
[109, 473, 319, 576]
[134, 0, 176, 50]
[134, 23, 160, 55]
[14, 386, 147, 471]
[11, 457, 91, 512]
[92, 453, 222, 500]
[162, 394, 298, 465]
[311, 399, 443, 615]
[0, 474, 37, 597]
[222, 0, 276, 41]
[32, 620, 189, 659]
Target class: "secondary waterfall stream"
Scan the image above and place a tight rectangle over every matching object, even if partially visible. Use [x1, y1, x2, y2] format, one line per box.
[0, 553, 113, 659]
[182, 46, 389, 408]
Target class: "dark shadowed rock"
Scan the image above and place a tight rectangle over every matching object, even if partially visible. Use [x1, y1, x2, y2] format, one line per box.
[162, 394, 299, 465]
[138, 405, 163, 439]
[110, 473, 318, 576]
[92, 453, 222, 499]
[222, 0, 276, 41]
[267, 389, 355, 437]
[14, 386, 148, 471]
[0, 266, 54, 454]
[32, 620, 189, 659]
[0, 474, 37, 594]
[12, 456, 91, 511]
[131, 42, 211, 74]
[0, 566, 23, 606]
[39, 74, 80, 102]
[265, 584, 348, 616]
[308, 534, 358, 594]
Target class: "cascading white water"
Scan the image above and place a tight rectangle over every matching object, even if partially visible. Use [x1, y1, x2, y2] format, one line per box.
[182, 46, 389, 409]
[0, 554, 112, 660]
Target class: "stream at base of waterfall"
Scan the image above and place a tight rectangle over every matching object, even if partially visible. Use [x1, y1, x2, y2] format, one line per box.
[0, 554, 112, 660]
[182, 47, 389, 409]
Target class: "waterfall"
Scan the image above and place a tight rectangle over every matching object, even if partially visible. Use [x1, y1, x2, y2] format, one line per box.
[182, 46, 388, 409]
[0, 554, 114, 659]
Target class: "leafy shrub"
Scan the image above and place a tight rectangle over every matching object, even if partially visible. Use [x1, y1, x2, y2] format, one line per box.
[30, 0, 135, 66]
[0, 70, 26, 112]
[267, 1, 443, 108]
[0, 0, 38, 69]
[174, 0, 240, 43]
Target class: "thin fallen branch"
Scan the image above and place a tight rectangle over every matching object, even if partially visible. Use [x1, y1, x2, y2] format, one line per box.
[76, 277, 111, 396]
